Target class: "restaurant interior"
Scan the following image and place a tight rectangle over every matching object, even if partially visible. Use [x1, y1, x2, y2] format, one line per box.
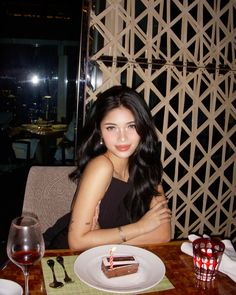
[0, 0, 83, 253]
[0, 0, 235, 286]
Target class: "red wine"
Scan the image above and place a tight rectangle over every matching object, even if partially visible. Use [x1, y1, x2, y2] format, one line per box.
[11, 250, 41, 266]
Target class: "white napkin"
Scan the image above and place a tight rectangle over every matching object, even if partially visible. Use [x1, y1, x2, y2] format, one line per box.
[180, 234, 236, 283]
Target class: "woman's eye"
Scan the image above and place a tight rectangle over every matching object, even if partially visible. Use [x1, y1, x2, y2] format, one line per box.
[128, 124, 136, 129]
[106, 126, 116, 131]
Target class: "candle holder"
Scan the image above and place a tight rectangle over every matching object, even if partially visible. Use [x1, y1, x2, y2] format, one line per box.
[192, 238, 225, 282]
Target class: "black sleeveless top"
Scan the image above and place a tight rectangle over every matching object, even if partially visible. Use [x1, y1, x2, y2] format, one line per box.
[98, 177, 131, 228]
[43, 177, 131, 249]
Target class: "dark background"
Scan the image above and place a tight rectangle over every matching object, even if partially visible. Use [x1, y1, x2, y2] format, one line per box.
[0, 0, 83, 264]
[0, 0, 82, 41]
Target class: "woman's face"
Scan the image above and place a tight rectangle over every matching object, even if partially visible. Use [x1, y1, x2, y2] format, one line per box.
[100, 106, 140, 159]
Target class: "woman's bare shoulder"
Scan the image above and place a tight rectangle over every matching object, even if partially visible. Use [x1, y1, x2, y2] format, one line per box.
[83, 154, 114, 179]
[76, 155, 114, 200]
[88, 154, 113, 169]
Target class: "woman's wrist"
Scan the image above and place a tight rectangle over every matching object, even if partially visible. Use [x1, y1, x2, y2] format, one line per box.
[117, 226, 127, 242]
[135, 220, 146, 236]
[119, 221, 144, 242]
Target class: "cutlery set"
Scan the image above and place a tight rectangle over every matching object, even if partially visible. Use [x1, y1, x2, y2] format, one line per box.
[47, 256, 74, 288]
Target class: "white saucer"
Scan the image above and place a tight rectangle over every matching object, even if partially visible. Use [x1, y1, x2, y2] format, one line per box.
[0, 279, 23, 295]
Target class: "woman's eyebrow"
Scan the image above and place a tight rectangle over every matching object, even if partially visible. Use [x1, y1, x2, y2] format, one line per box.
[103, 122, 117, 126]
[104, 121, 135, 125]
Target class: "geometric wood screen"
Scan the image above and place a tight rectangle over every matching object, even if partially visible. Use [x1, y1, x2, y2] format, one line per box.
[84, 0, 236, 241]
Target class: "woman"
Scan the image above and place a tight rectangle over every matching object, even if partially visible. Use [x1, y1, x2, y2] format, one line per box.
[68, 85, 171, 251]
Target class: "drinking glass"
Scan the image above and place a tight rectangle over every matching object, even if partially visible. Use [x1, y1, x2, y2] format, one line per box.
[7, 216, 45, 295]
[192, 238, 225, 281]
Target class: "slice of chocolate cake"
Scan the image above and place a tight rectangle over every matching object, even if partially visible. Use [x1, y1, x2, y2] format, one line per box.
[101, 255, 139, 278]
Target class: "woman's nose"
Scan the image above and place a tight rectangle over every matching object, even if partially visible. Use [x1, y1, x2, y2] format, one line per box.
[118, 128, 127, 142]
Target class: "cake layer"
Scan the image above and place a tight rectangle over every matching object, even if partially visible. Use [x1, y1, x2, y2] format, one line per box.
[101, 255, 139, 278]
[102, 256, 137, 267]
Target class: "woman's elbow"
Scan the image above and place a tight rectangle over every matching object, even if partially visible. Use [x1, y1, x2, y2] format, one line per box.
[68, 233, 82, 251]
[68, 239, 86, 251]
[156, 225, 171, 243]
[161, 228, 172, 243]
[68, 234, 91, 251]
[68, 241, 78, 251]
[159, 234, 171, 243]
[68, 237, 77, 251]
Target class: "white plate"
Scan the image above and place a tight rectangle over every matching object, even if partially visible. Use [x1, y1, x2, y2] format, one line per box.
[74, 244, 165, 294]
[0, 279, 23, 295]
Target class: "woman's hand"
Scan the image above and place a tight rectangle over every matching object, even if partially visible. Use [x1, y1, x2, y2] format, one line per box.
[137, 200, 172, 235]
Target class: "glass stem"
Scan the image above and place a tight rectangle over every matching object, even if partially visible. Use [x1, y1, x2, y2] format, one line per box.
[23, 266, 30, 295]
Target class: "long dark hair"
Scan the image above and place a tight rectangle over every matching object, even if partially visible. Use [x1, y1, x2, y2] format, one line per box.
[70, 85, 163, 222]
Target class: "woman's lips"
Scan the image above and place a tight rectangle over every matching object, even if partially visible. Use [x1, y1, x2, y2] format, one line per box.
[115, 145, 131, 151]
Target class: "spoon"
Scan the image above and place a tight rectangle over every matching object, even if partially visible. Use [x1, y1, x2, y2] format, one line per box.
[56, 256, 74, 283]
[47, 259, 64, 288]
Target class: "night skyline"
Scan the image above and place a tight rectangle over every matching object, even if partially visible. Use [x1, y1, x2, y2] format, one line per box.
[0, 0, 82, 41]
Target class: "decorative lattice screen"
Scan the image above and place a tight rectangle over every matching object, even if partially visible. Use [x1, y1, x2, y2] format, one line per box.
[84, 0, 236, 240]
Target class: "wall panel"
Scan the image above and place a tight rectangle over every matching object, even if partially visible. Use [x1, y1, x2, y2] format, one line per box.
[86, 0, 236, 240]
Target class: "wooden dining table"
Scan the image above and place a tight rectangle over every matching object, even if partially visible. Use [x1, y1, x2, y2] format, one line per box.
[0, 240, 235, 294]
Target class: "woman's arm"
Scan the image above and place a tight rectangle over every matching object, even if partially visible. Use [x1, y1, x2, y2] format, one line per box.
[68, 164, 171, 251]
[124, 184, 171, 245]
[68, 156, 114, 250]
[126, 202, 171, 244]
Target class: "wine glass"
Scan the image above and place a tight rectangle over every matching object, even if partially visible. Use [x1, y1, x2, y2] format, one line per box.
[7, 215, 45, 295]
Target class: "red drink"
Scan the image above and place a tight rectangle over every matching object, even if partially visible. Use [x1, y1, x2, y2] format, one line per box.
[11, 250, 42, 266]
